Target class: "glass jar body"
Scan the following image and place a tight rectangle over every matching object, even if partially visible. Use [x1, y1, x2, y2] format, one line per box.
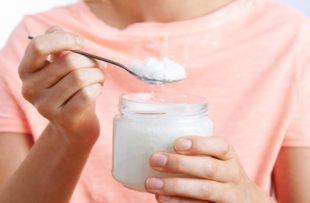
[112, 92, 212, 191]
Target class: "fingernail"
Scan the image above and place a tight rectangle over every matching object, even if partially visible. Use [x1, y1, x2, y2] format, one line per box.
[159, 195, 172, 201]
[98, 62, 108, 69]
[151, 153, 168, 167]
[146, 178, 163, 190]
[175, 138, 192, 151]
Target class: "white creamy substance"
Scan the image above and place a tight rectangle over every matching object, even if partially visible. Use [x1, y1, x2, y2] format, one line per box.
[128, 57, 186, 83]
[112, 93, 212, 192]
[113, 113, 212, 191]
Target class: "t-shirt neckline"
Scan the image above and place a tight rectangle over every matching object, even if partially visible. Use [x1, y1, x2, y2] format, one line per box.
[78, 0, 253, 37]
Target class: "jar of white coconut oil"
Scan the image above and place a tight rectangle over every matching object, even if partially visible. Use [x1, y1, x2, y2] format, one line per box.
[112, 92, 212, 191]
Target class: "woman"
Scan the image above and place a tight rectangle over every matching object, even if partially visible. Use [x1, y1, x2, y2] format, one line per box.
[0, 0, 309, 202]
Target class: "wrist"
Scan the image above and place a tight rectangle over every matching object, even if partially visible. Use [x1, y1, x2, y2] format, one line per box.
[44, 123, 97, 156]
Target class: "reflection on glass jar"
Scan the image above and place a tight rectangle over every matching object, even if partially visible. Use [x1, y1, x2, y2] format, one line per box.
[112, 92, 212, 191]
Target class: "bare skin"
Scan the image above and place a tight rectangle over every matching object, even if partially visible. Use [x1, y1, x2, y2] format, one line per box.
[0, 0, 310, 203]
[0, 27, 105, 203]
[274, 148, 310, 203]
[86, 0, 235, 29]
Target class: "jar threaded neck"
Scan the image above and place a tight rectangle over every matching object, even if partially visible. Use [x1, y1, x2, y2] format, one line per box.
[119, 92, 208, 116]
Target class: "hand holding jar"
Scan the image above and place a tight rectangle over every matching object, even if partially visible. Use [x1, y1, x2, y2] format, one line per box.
[146, 136, 277, 203]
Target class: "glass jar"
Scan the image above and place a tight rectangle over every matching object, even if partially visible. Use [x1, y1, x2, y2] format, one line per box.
[112, 92, 212, 192]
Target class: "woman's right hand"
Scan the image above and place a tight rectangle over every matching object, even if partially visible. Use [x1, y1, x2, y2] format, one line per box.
[18, 27, 105, 147]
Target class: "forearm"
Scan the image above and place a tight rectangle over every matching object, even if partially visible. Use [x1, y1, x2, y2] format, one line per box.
[274, 147, 310, 203]
[0, 124, 95, 203]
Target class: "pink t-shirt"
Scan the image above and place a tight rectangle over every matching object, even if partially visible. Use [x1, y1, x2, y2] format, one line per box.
[1, 0, 310, 202]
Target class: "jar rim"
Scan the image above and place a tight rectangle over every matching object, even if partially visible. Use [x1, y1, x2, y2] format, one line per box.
[119, 92, 208, 116]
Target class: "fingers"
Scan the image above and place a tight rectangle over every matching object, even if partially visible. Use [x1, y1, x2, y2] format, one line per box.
[60, 83, 102, 121]
[174, 136, 234, 160]
[18, 26, 104, 144]
[27, 67, 104, 119]
[150, 153, 236, 182]
[53, 83, 103, 142]
[19, 28, 83, 76]
[23, 52, 99, 89]
[148, 137, 244, 203]
[156, 195, 212, 203]
[50, 67, 104, 106]
[146, 177, 228, 202]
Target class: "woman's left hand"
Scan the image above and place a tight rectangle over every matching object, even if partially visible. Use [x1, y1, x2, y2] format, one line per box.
[145, 136, 276, 203]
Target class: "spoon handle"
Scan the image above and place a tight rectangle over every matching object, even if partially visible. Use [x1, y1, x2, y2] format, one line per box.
[27, 36, 134, 74]
[70, 50, 129, 71]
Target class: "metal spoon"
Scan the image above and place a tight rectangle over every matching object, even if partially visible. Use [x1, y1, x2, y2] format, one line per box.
[28, 36, 181, 84]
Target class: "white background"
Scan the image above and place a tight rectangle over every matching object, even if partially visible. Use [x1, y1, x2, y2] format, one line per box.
[0, 0, 309, 48]
[0, 0, 76, 48]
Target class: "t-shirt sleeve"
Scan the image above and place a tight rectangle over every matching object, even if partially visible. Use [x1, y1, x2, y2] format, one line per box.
[0, 18, 32, 134]
[283, 21, 310, 147]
